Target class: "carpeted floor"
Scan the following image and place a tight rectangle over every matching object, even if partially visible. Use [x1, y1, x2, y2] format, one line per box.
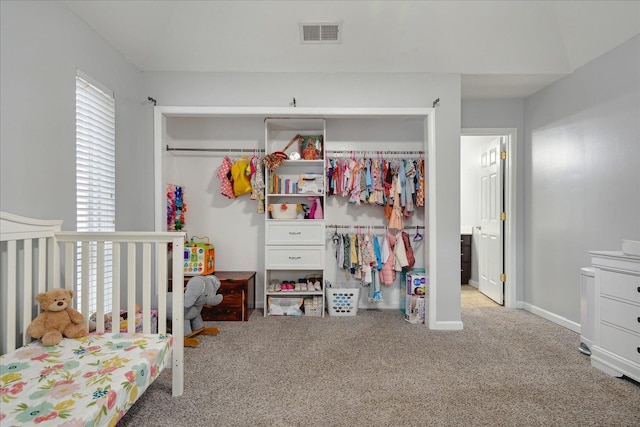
[119, 295, 639, 427]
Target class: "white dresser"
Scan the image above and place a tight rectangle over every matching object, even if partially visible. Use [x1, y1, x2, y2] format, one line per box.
[589, 251, 640, 382]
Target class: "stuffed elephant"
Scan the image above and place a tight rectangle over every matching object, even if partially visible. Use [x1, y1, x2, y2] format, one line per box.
[164, 275, 223, 336]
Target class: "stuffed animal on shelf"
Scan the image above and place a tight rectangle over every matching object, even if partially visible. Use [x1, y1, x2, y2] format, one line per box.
[164, 275, 223, 347]
[26, 288, 88, 346]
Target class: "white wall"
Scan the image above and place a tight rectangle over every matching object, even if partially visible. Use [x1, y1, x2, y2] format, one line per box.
[460, 136, 483, 228]
[460, 135, 486, 285]
[146, 72, 463, 326]
[0, 1, 146, 231]
[523, 35, 640, 323]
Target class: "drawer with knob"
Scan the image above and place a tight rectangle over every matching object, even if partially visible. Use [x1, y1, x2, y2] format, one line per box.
[600, 269, 640, 303]
[265, 246, 325, 269]
[600, 323, 640, 364]
[600, 297, 640, 334]
[266, 222, 325, 245]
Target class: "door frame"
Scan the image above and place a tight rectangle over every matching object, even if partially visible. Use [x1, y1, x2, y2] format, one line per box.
[461, 128, 518, 309]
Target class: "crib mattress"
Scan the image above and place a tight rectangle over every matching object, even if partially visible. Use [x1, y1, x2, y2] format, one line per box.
[0, 333, 173, 426]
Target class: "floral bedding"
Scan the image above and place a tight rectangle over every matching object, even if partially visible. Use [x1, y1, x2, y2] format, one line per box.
[89, 310, 159, 334]
[0, 333, 172, 426]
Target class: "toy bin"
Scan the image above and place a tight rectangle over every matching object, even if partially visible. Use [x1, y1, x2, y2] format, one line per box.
[269, 204, 298, 219]
[326, 288, 360, 316]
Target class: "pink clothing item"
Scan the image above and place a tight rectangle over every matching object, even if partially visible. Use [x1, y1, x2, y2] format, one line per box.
[380, 232, 396, 285]
[217, 156, 237, 199]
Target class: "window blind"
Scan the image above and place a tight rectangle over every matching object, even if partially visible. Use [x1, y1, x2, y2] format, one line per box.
[75, 72, 115, 313]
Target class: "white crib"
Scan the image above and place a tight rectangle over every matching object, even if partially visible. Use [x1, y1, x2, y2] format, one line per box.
[0, 211, 185, 425]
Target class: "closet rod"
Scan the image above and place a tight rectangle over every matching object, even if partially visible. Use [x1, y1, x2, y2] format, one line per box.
[326, 149, 423, 155]
[327, 224, 425, 230]
[166, 145, 264, 153]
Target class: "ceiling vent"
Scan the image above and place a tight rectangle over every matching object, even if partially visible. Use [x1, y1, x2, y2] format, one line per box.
[300, 22, 341, 44]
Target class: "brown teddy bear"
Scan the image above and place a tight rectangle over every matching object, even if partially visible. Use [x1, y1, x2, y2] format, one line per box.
[26, 288, 88, 346]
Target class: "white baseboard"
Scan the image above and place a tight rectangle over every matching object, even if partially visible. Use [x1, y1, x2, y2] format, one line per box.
[467, 280, 479, 288]
[430, 320, 464, 330]
[522, 302, 580, 333]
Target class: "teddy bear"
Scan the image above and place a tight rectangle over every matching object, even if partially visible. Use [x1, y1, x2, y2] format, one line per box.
[26, 288, 88, 346]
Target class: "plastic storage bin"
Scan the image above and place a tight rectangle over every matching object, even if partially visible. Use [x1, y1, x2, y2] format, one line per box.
[326, 288, 360, 316]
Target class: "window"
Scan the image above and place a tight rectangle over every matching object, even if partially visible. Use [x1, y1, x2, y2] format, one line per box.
[75, 71, 115, 313]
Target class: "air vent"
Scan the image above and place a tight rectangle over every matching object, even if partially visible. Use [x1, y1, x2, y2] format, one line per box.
[300, 22, 341, 44]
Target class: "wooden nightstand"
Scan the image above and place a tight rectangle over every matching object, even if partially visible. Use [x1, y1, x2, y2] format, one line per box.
[204, 271, 255, 321]
[169, 271, 256, 321]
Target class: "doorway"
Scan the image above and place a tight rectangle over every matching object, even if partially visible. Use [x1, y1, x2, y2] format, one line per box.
[461, 128, 518, 308]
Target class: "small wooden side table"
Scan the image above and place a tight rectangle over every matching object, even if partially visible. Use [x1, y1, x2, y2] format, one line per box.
[169, 271, 256, 321]
[203, 271, 255, 321]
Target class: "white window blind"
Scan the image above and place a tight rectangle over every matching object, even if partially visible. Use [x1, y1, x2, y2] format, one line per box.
[75, 72, 115, 313]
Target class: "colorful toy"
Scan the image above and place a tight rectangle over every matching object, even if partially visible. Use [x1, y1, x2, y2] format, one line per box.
[167, 184, 187, 231]
[184, 236, 215, 276]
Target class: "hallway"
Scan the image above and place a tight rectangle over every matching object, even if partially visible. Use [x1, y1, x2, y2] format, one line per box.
[461, 284, 500, 308]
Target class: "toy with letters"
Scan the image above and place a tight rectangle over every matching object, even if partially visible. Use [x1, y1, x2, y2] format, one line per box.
[184, 236, 215, 276]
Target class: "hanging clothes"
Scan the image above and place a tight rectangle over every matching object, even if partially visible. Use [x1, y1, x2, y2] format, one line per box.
[217, 156, 236, 199]
[231, 156, 252, 196]
[368, 269, 382, 303]
[393, 230, 409, 272]
[416, 157, 425, 207]
[380, 231, 396, 285]
[251, 155, 265, 213]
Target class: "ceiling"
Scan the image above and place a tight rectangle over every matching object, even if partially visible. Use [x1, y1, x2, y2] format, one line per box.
[63, 0, 640, 99]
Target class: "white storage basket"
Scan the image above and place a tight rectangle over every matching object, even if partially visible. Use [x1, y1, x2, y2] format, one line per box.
[326, 288, 360, 316]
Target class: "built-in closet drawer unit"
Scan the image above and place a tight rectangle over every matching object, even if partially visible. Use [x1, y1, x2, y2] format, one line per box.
[266, 222, 325, 245]
[265, 246, 325, 269]
[589, 251, 640, 382]
[461, 234, 472, 284]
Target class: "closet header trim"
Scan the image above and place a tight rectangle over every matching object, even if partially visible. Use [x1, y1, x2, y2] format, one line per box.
[327, 224, 425, 230]
[326, 150, 423, 156]
[166, 145, 264, 154]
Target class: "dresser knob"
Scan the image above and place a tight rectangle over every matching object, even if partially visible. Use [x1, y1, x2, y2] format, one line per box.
[638, 286, 640, 293]
[637, 347, 640, 354]
[638, 317, 640, 323]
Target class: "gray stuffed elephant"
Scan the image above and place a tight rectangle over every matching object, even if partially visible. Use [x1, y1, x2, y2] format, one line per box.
[165, 275, 223, 338]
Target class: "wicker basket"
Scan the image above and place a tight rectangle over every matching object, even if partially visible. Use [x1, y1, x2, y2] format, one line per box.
[304, 297, 323, 317]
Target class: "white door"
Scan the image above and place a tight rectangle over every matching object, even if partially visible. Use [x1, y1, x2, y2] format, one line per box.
[479, 137, 504, 304]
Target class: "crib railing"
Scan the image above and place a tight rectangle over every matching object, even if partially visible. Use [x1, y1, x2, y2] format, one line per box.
[1, 211, 186, 396]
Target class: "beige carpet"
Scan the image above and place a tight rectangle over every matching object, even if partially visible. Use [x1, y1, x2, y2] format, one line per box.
[119, 303, 639, 427]
[461, 284, 500, 308]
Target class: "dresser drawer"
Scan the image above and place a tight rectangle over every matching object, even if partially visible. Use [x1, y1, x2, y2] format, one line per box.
[265, 246, 325, 269]
[600, 297, 640, 334]
[600, 269, 640, 303]
[266, 222, 325, 245]
[600, 323, 640, 364]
